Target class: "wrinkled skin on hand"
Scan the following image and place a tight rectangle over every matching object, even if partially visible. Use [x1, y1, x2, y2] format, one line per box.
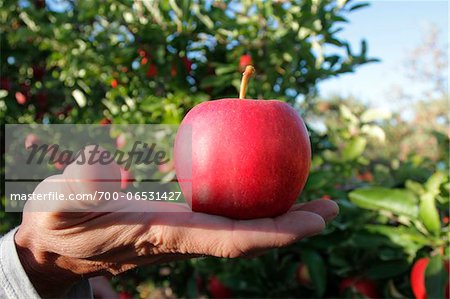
[14, 146, 339, 298]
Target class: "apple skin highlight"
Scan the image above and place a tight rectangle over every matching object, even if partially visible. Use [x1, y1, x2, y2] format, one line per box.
[174, 98, 311, 219]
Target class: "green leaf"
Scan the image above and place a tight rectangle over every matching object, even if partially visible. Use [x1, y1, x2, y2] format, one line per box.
[200, 73, 235, 88]
[361, 124, 385, 142]
[349, 3, 370, 11]
[363, 225, 430, 252]
[349, 187, 419, 218]
[322, 149, 340, 162]
[366, 260, 409, 279]
[425, 171, 446, 196]
[301, 250, 327, 298]
[342, 137, 367, 161]
[215, 64, 237, 76]
[360, 108, 391, 123]
[405, 180, 425, 196]
[425, 255, 448, 299]
[361, 39, 367, 56]
[339, 104, 358, 123]
[419, 193, 441, 236]
[72, 89, 86, 108]
[304, 171, 330, 190]
[186, 275, 199, 298]
[350, 232, 392, 249]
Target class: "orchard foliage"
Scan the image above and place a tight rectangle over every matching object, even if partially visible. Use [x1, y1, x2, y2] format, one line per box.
[1, 0, 449, 299]
[1, 0, 375, 124]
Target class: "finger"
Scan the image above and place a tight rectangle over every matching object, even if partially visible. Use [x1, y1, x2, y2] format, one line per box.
[24, 146, 123, 216]
[63, 145, 121, 196]
[232, 210, 326, 254]
[290, 199, 339, 222]
[151, 210, 325, 259]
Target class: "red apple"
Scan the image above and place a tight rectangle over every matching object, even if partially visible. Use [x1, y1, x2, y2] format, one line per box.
[116, 133, 126, 149]
[0, 77, 11, 91]
[296, 263, 312, 287]
[208, 276, 233, 299]
[174, 66, 310, 219]
[411, 257, 450, 299]
[411, 257, 429, 299]
[146, 63, 158, 78]
[15, 92, 27, 105]
[120, 168, 133, 190]
[171, 63, 178, 77]
[17, 83, 31, 105]
[182, 57, 193, 73]
[339, 277, 379, 299]
[54, 161, 66, 170]
[357, 171, 374, 183]
[158, 159, 175, 173]
[239, 54, 252, 71]
[25, 133, 39, 149]
[118, 291, 133, 299]
[138, 48, 147, 57]
[99, 118, 111, 126]
[111, 79, 118, 88]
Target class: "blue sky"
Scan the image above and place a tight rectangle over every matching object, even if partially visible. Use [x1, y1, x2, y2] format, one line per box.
[318, 0, 448, 110]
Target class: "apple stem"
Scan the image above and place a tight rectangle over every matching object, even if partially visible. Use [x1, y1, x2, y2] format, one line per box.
[239, 65, 255, 99]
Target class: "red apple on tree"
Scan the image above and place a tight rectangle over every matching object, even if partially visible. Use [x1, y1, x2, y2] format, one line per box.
[118, 291, 133, 299]
[182, 56, 193, 73]
[411, 257, 429, 299]
[296, 263, 312, 287]
[138, 48, 147, 57]
[25, 133, 39, 149]
[116, 133, 126, 149]
[111, 79, 118, 88]
[174, 65, 311, 219]
[239, 54, 252, 71]
[171, 63, 178, 77]
[0, 77, 11, 91]
[208, 276, 233, 299]
[146, 63, 158, 78]
[158, 159, 175, 173]
[339, 277, 379, 299]
[410, 257, 450, 299]
[54, 161, 66, 170]
[120, 167, 133, 190]
[15, 92, 27, 105]
[16, 83, 31, 105]
[99, 118, 111, 126]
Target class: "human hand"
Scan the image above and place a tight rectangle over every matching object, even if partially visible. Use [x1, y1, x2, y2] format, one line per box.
[14, 147, 338, 298]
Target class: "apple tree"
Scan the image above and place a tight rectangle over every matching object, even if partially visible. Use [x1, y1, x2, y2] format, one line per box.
[2, 1, 448, 298]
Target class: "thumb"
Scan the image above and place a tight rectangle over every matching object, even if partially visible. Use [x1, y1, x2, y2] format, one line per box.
[63, 145, 121, 196]
[25, 145, 122, 215]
